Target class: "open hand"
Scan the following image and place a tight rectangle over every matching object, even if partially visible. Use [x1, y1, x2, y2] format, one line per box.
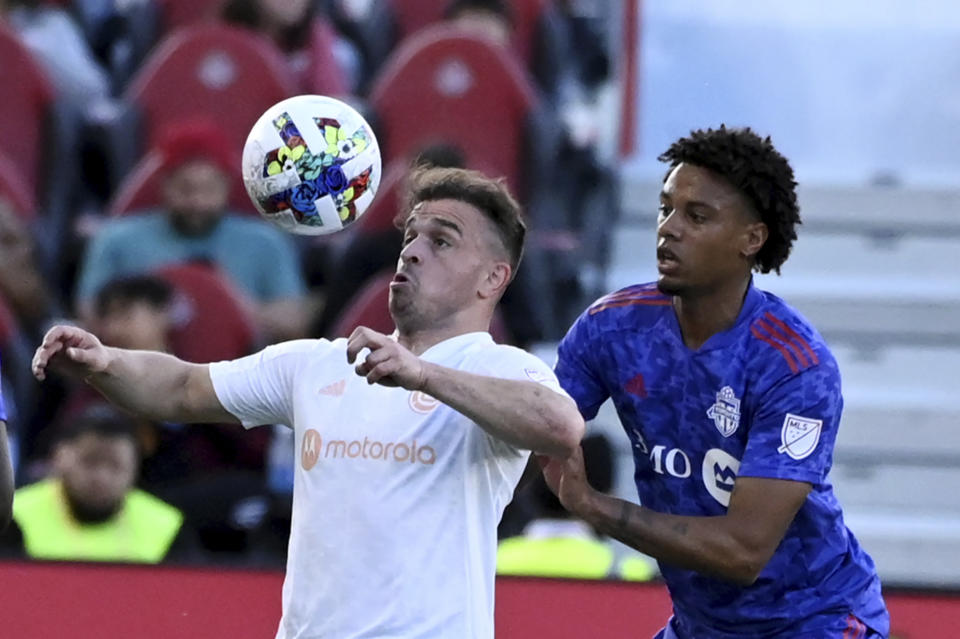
[346, 327, 428, 390]
[32, 325, 112, 382]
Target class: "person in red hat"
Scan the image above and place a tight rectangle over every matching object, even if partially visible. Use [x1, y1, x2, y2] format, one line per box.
[75, 120, 309, 342]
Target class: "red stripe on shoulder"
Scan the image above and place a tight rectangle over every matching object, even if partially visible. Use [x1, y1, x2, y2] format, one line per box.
[750, 324, 799, 374]
[764, 312, 819, 365]
[598, 287, 666, 304]
[756, 318, 809, 368]
[588, 298, 671, 315]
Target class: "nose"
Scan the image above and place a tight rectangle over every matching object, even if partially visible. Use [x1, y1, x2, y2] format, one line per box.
[399, 236, 424, 265]
[657, 208, 682, 241]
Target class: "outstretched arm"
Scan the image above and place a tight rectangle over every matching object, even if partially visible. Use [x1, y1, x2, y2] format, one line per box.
[347, 327, 584, 457]
[541, 448, 810, 585]
[32, 325, 236, 425]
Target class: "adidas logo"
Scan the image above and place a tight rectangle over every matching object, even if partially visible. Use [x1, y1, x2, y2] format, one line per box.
[319, 379, 346, 396]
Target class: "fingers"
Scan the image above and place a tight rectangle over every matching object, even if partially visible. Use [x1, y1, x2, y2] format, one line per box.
[346, 326, 389, 364]
[364, 361, 400, 387]
[32, 325, 98, 381]
[31, 340, 63, 380]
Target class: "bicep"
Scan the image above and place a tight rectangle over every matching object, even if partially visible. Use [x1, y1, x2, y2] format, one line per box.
[726, 476, 811, 555]
[183, 364, 240, 424]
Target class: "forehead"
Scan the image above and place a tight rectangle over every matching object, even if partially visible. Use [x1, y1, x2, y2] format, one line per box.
[69, 432, 136, 457]
[405, 198, 488, 235]
[663, 162, 744, 208]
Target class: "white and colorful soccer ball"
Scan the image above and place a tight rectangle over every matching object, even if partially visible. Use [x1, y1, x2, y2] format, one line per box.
[241, 95, 382, 235]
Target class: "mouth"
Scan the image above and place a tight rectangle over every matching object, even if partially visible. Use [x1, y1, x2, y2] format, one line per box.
[390, 272, 413, 287]
[656, 245, 681, 274]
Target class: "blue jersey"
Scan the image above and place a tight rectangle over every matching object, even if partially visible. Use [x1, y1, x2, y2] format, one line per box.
[556, 282, 889, 638]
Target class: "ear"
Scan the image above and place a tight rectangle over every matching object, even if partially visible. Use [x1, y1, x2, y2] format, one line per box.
[478, 261, 512, 301]
[740, 222, 768, 260]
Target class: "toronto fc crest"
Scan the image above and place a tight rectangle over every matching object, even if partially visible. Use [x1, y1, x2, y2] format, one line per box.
[707, 386, 741, 437]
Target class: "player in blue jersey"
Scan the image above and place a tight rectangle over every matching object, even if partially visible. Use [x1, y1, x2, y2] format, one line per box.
[544, 126, 890, 638]
[0, 356, 13, 530]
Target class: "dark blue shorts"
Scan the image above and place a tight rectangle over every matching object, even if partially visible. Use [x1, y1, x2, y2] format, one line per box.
[654, 613, 883, 639]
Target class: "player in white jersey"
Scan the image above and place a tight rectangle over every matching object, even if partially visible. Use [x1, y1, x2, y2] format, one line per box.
[32, 167, 585, 638]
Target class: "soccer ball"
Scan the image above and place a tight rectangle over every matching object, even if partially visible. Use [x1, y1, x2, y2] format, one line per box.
[241, 95, 382, 235]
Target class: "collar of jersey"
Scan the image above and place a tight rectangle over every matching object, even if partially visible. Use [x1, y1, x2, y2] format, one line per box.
[664, 279, 763, 353]
[418, 331, 494, 363]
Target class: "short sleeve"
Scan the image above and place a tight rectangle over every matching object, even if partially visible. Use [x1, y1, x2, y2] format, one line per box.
[554, 312, 609, 421]
[738, 357, 843, 485]
[209, 339, 332, 428]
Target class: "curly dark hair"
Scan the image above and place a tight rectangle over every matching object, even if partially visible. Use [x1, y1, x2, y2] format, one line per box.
[658, 125, 801, 274]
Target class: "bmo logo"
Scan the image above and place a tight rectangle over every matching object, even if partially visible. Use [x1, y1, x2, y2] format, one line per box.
[647, 444, 742, 507]
[300, 428, 437, 470]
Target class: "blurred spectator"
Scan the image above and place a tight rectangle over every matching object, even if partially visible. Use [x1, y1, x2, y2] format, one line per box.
[75, 121, 309, 342]
[444, 0, 512, 48]
[85, 274, 267, 488]
[1, 0, 111, 110]
[0, 198, 58, 337]
[222, 0, 360, 95]
[10, 404, 198, 563]
[93, 274, 173, 353]
[497, 434, 656, 581]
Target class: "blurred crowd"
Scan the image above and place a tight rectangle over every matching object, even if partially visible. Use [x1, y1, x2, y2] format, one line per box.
[0, 0, 630, 571]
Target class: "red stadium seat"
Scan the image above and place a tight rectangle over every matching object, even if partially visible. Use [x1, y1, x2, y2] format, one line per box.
[0, 151, 37, 222]
[330, 270, 395, 338]
[384, 0, 548, 68]
[369, 25, 537, 197]
[107, 149, 257, 217]
[125, 23, 297, 158]
[0, 23, 55, 200]
[351, 160, 406, 234]
[154, 262, 257, 363]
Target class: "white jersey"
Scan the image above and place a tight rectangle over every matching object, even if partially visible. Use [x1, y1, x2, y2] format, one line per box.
[209, 332, 566, 639]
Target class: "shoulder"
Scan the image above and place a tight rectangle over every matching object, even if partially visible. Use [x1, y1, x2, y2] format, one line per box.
[213, 338, 345, 372]
[260, 337, 347, 362]
[565, 282, 671, 345]
[220, 216, 290, 242]
[472, 342, 553, 376]
[95, 212, 165, 241]
[747, 290, 839, 383]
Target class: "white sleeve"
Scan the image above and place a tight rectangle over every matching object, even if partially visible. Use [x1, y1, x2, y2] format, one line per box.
[470, 345, 570, 399]
[209, 339, 334, 428]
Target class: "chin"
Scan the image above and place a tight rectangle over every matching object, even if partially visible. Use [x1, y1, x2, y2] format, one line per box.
[656, 275, 684, 296]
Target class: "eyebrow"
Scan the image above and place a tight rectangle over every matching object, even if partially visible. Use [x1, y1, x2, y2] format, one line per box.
[659, 192, 716, 211]
[405, 216, 463, 237]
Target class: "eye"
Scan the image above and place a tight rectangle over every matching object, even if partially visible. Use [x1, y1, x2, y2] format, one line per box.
[434, 237, 449, 247]
[402, 233, 415, 245]
[657, 204, 671, 218]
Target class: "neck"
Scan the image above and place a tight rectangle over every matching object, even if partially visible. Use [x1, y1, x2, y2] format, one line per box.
[672, 275, 752, 350]
[395, 310, 491, 356]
